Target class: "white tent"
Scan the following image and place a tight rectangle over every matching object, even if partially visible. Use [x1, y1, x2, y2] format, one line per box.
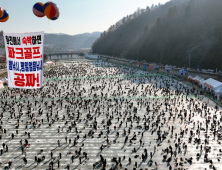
[199, 78, 205, 86]
[46, 61, 54, 65]
[196, 77, 201, 81]
[215, 86, 222, 97]
[200, 78, 205, 83]
[193, 76, 200, 80]
[192, 76, 202, 87]
[203, 78, 222, 91]
[1, 78, 8, 82]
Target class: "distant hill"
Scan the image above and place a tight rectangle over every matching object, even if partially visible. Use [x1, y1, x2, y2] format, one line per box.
[0, 31, 101, 55]
[79, 37, 99, 48]
[44, 32, 101, 48]
[92, 0, 222, 70]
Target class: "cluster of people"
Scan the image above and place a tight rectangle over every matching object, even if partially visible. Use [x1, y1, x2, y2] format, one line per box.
[0, 60, 221, 170]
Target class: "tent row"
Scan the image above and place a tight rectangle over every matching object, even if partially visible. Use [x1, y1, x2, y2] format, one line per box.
[188, 75, 222, 98]
[43, 61, 56, 68]
[187, 76, 205, 87]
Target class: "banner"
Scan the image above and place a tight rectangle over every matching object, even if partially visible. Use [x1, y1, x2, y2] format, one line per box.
[4, 32, 44, 89]
[179, 69, 188, 75]
[154, 66, 159, 70]
[144, 65, 148, 69]
[204, 83, 213, 90]
[149, 64, 154, 70]
[165, 67, 172, 73]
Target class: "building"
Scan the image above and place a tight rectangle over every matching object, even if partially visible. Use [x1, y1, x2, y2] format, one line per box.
[0, 55, 6, 63]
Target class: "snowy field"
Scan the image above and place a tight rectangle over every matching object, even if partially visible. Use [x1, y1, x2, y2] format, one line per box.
[0, 60, 221, 170]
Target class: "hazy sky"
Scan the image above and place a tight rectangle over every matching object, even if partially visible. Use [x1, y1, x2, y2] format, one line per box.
[0, 0, 170, 35]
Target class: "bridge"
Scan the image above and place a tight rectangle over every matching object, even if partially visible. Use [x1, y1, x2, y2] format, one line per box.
[45, 51, 83, 60]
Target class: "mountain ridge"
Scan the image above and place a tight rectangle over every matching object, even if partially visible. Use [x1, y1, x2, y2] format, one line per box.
[92, 0, 222, 70]
[44, 32, 101, 48]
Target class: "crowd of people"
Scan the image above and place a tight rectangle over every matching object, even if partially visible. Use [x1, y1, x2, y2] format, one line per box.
[0, 60, 221, 170]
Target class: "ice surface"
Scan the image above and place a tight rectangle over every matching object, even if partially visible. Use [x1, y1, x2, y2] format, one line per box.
[0, 60, 221, 170]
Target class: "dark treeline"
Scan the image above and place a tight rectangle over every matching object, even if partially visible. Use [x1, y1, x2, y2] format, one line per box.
[92, 0, 222, 70]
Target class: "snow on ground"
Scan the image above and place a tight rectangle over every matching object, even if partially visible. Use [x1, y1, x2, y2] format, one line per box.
[0, 60, 221, 170]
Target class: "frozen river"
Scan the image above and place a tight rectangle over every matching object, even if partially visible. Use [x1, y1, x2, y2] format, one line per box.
[0, 60, 221, 170]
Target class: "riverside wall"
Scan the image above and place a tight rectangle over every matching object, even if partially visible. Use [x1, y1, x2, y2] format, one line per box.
[100, 56, 222, 82]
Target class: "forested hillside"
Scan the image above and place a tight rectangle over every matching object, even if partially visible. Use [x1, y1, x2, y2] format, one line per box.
[92, 0, 222, 70]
